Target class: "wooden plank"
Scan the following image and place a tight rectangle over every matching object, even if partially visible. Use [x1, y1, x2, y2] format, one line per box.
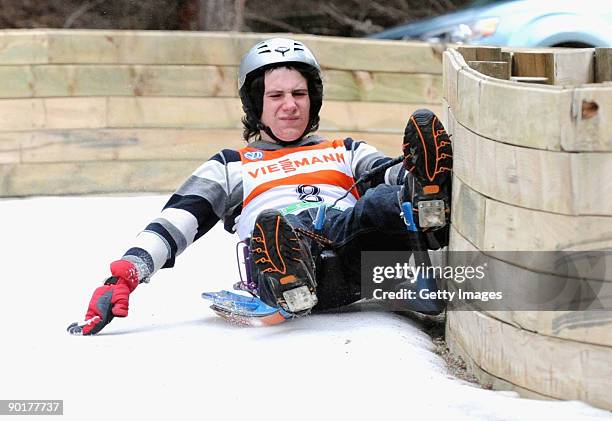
[320, 100, 442, 134]
[0, 135, 20, 164]
[442, 50, 463, 113]
[450, 226, 612, 348]
[451, 178, 612, 279]
[457, 66, 575, 151]
[595, 48, 612, 83]
[445, 321, 554, 401]
[29, 64, 237, 98]
[571, 151, 612, 215]
[1, 128, 406, 197]
[43, 97, 107, 129]
[324, 70, 441, 104]
[45, 30, 248, 66]
[509, 76, 549, 84]
[449, 225, 612, 312]
[455, 66, 482, 136]
[451, 176, 612, 252]
[100, 97, 442, 133]
[457, 46, 501, 62]
[15, 128, 403, 163]
[31, 29, 444, 73]
[565, 85, 612, 151]
[453, 52, 612, 152]
[0, 30, 48, 64]
[104, 97, 440, 133]
[0, 64, 439, 104]
[500, 51, 513, 65]
[106, 97, 244, 129]
[18, 129, 240, 163]
[447, 311, 612, 409]
[511, 51, 554, 84]
[446, 310, 612, 410]
[493, 309, 612, 348]
[0, 65, 35, 97]
[553, 49, 594, 86]
[0, 160, 201, 196]
[483, 193, 612, 252]
[467, 61, 510, 80]
[450, 173, 485, 249]
[449, 108, 576, 215]
[296, 35, 445, 73]
[0, 97, 107, 130]
[456, 46, 477, 62]
[0, 98, 46, 130]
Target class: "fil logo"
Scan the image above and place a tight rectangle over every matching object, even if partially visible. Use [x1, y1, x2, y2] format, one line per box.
[275, 46, 290, 56]
[244, 151, 264, 160]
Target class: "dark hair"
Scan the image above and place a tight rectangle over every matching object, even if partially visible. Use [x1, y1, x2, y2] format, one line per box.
[240, 63, 323, 142]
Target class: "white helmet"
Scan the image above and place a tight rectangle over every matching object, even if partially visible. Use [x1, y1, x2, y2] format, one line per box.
[238, 38, 323, 142]
[239, 38, 321, 89]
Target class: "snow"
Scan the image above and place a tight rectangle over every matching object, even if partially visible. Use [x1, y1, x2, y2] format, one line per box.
[1, 194, 610, 421]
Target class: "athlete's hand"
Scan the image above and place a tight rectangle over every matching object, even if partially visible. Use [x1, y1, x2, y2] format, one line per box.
[67, 260, 140, 335]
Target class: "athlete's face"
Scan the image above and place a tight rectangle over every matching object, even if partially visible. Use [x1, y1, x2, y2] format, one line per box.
[260, 67, 310, 143]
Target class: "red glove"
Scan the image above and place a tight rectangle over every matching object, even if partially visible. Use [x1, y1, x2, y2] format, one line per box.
[79, 260, 140, 335]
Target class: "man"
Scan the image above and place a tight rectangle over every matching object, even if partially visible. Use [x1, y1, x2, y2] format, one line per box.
[75, 38, 452, 334]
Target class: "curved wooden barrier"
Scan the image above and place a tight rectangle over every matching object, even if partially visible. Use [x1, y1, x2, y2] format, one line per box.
[444, 46, 612, 410]
[0, 29, 444, 196]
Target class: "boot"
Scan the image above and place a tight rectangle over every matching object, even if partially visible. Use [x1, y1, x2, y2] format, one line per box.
[250, 209, 318, 315]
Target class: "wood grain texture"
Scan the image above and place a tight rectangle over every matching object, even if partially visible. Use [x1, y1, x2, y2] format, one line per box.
[449, 107, 612, 215]
[446, 321, 553, 401]
[14, 128, 403, 163]
[451, 176, 612, 256]
[0, 30, 48, 64]
[595, 48, 612, 82]
[457, 67, 574, 151]
[0, 160, 201, 196]
[446, 309, 612, 410]
[566, 85, 612, 151]
[447, 47, 611, 152]
[457, 46, 502, 62]
[511, 51, 554, 84]
[467, 61, 510, 80]
[552, 49, 594, 86]
[0, 64, 441, 104]
[0, 96, 439, 133]
[450, 226, 612, 347]
[442, 49, 465, 114]
[324, 70, 441, 104]
[0, 30, 444, 73]
[2, 127, 403, 197]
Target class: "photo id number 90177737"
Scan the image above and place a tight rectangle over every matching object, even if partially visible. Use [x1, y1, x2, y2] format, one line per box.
[0, 400, 63, 415]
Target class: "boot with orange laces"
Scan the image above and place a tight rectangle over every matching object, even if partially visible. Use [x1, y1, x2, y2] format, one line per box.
[401, 109, 453, 249]
[250, 209, 318, 316]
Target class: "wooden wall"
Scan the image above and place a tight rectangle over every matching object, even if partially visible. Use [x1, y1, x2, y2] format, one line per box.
[0, 29, 444, 196]
[443, 46, 612, 410]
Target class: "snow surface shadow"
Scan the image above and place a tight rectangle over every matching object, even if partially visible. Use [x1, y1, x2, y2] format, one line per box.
[98, 316, 228, 335]
[98, 300, 427, 337]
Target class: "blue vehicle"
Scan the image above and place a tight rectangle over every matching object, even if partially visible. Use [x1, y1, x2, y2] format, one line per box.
[368, 0, 612, 47]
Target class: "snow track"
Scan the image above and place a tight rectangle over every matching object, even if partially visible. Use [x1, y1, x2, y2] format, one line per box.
[1, 195, 610, 420]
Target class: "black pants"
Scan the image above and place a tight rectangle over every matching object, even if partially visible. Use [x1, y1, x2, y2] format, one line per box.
[284, 184, 425, 311]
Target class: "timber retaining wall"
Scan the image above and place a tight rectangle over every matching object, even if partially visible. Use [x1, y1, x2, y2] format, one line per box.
[443, 45, 612, 410]
[0, 29, 443, 196]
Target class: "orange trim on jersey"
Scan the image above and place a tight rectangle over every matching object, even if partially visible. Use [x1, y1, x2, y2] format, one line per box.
[240, 139, 345, 161]
[243, 170, 359, 206]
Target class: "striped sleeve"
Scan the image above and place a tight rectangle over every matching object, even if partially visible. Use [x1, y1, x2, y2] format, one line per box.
[343, 138, 403, 188]
[122, 149, 242, 280]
